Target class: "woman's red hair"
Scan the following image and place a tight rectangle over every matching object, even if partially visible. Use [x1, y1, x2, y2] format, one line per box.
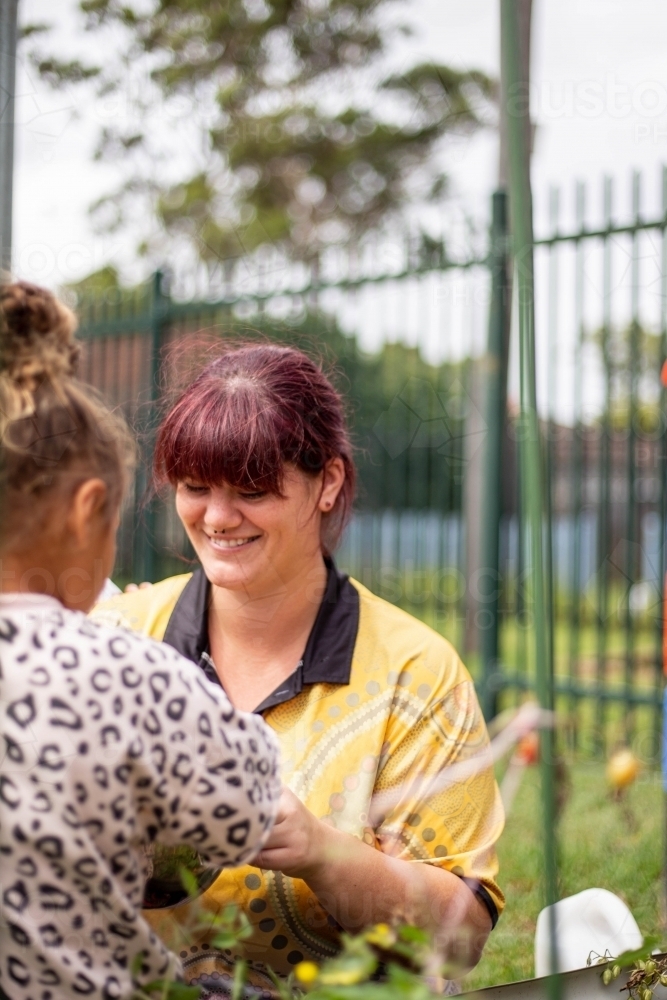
[153, 343, 356, 554]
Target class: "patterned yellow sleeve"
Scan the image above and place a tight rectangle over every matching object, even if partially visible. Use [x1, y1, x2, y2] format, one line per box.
[373, 657, 505, 922]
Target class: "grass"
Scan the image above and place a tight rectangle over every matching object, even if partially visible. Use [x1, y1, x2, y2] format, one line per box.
[461, 762, 665, 992]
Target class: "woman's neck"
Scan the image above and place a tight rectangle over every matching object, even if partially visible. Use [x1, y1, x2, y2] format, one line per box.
[207, 555, 328, 711]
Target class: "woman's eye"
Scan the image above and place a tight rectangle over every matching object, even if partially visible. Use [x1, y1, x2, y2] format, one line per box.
[182, 483, 208, 494]
[239, 491, 266, 501]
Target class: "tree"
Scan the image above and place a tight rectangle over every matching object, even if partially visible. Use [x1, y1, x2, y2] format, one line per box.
[23, 1, 495, 270]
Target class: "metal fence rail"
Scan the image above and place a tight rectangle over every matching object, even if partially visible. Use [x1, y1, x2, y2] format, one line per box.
[75, 167, 667, 756]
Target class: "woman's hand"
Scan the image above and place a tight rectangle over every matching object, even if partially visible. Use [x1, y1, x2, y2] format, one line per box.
[253, 786, 329, 878]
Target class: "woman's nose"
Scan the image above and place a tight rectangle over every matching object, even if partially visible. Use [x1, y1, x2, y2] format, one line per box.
[203, 496, 244, 532]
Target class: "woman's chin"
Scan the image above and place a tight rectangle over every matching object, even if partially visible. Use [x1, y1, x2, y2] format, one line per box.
[199, 549, 265, 591]
[201, 561, 252, 588]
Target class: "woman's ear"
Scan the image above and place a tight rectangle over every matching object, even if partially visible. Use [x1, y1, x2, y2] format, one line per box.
[66, 478, 109, 550]
[318, 457, 346, 512]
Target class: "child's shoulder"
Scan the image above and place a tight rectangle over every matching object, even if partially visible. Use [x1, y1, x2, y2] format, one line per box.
[90, 573, 193, 639]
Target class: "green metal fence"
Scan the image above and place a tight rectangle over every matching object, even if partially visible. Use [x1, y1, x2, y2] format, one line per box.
[75, 165, 667, 756]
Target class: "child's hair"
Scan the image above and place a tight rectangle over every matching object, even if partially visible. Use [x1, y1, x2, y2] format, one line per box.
[0, 280, 135, 550]
[154, 343, 356, 555]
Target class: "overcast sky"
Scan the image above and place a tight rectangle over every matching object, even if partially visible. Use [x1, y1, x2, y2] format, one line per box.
[12, 0, 667, 288]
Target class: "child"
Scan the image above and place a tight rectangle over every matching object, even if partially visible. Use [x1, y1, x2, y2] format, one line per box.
[0, 282, 280, 1000]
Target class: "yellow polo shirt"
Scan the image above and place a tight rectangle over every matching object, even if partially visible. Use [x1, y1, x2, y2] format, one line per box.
[93, 565, 504, 994]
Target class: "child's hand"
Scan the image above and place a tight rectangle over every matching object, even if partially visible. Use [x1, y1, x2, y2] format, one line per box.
[252, 787, 329, 879]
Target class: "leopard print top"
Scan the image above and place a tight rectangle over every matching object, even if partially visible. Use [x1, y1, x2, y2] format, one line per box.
[0, 594, 280, 1000]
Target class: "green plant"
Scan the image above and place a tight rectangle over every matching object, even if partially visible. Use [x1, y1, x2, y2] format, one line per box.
[596, 940, 665, 1000]
[293, 923, 455, 1000]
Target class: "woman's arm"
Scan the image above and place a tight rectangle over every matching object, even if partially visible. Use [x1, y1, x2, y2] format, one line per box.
[253, 787, 491, 972]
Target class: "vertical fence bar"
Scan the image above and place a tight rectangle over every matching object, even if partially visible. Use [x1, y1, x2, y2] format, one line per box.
[596, 176, 614, 754]
[659, 163, 667, 931]
[0, 0, 18, 271]
[134, 270, 168, 583]
[568, 182, 586, 747]
[545, 187, 560, 729]
[501, 1, 560, 992]
[516, 434, 528, 701]
[480, 190, 511, 719]
[624, 173, 641, 742]
[655, 167, 667, 751]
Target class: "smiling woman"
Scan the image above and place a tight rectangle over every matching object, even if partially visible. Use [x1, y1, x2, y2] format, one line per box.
[92, 343, 505, 999]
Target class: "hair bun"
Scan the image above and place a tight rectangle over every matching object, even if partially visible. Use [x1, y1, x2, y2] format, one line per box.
[0, 280, 80, 390]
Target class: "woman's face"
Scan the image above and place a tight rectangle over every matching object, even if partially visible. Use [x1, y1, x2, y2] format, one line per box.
[174, 461, 344, 594]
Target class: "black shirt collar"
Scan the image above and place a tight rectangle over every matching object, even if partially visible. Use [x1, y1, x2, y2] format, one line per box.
[161, 558, 359, 712]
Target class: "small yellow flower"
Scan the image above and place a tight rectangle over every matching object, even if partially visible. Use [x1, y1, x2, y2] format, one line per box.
[364, 923, 396, 949]
[295, 962, 319, 986]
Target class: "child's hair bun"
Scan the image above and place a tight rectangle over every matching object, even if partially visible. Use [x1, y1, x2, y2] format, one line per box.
[0, 280, 80, 391]
[0, 280, 135, 549]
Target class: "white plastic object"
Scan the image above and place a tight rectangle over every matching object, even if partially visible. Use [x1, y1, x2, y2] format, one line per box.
[98, 578, 121, 601]
[535, 888, 643, 977]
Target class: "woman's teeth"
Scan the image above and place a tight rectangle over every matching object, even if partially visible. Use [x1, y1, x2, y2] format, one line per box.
[207, 535, 258, 549]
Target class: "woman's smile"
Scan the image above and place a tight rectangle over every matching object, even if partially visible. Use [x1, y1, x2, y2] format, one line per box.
[205, 533, 262, 551]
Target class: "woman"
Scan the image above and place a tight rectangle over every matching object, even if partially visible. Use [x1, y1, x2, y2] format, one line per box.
[0, 284, 280, 1000]
[94, 344, 505, 994]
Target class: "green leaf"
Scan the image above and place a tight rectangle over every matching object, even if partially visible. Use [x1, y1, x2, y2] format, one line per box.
[231, 959, 247, 1000]
[614, 939, 662, 969]
[179, 865, 201, 901]
[131, 952, 146, 976]
[134, 982, 202, 1000]
[397, 926, 430, 946]
[162, 985, 202, 1000]
[30, 56, 100, 87]
[19, 22, 51, 40]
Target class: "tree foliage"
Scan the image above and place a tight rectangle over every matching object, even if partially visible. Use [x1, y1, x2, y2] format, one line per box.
[24, 0, 495, 266]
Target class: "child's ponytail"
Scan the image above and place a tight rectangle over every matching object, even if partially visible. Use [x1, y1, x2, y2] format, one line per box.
[0, 281, 135, 550]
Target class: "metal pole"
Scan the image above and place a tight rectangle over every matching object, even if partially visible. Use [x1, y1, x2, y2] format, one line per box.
[659, 165, 667, 930]
[500, 2, 561, 997]
[480, 190, 511, 720]
[624, 172, 641, 743]
[0, 0, 18, 273]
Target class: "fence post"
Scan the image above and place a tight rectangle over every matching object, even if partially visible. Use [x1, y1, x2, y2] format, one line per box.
[0, 0, 18, 272]
[480, 190, 511, 721]
[134, 269, 168, 583]
[500, 0, 560, 993]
